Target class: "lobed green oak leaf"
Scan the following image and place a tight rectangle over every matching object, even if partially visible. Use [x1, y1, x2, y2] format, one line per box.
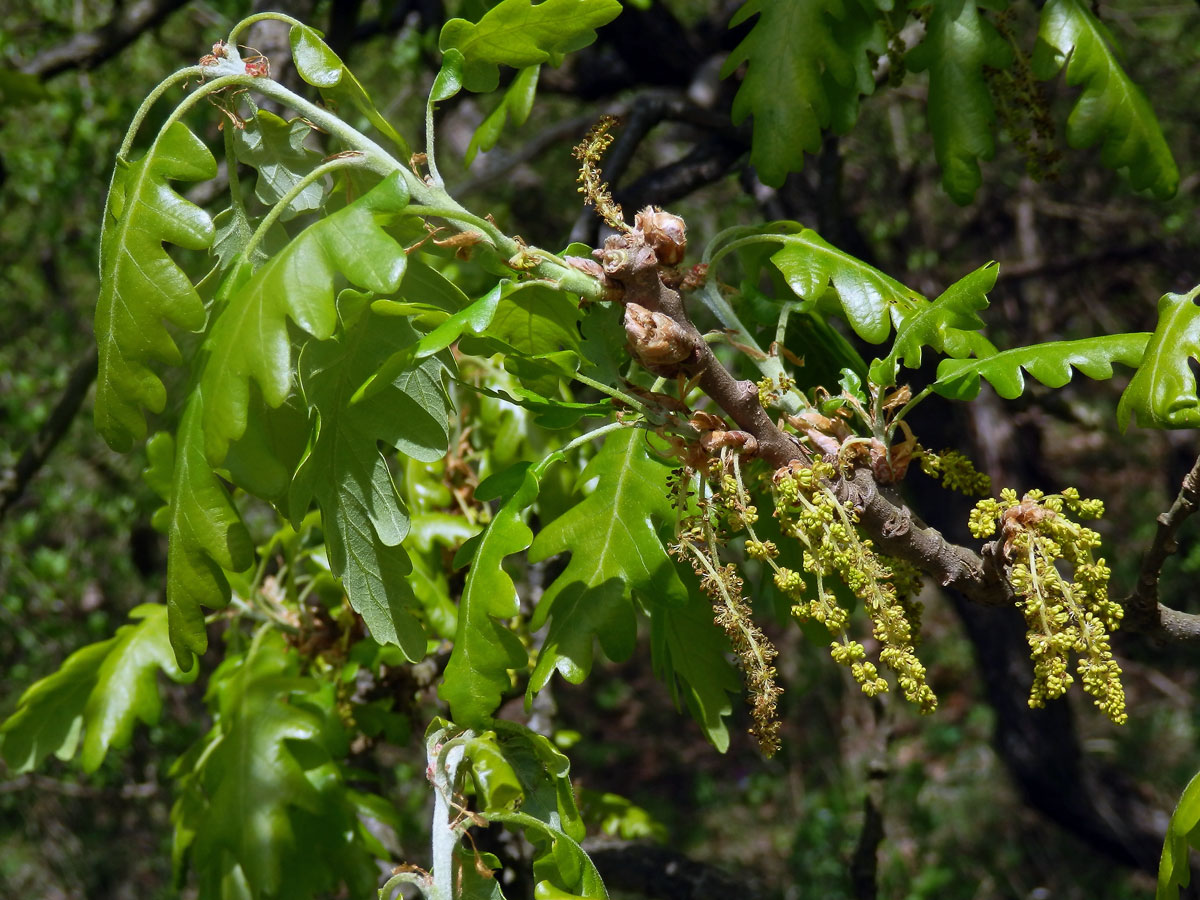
[1033, 0, 1178, 199]
[935, 333, 1149, 402]
[870, 262, 1000, 387]
[1117, 286, 1200, 429]
[439, 0, 622, 92]
[199, 172, 410, 465]
[907, 0, 1012, 204]
[527, 428, 687, 698]
[0, 605, 197, 773]
[94, 121, 216, 452]
[289, 308, 452, 659]
[722, 0, 882, 187]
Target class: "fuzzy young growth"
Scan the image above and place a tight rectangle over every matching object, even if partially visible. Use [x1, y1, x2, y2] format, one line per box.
[970, 488, 1126, 724]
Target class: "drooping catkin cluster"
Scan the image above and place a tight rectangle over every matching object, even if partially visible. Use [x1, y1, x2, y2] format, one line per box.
[969, 488, 1126, 724]
[572, 115, 628, 232]
[671, 454, 782, 756]
[771, 460, 936, 713]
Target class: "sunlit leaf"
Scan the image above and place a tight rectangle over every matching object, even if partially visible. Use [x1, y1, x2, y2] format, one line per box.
[289, 25, 412, 157]
[767, 226, 924, 343]
[870, 262, 999, 387]
[1117, 286, 1200, 430]
[94, 121, 216, 451]
[467, 65, 540, 163]
[440, 0, 621, 92]
[490, 810, 607, 899]
[356, 280, 505, 403]
[1158, 769, 1200, 900]
[200, 172, 410, 464]
[461, 723, 592, 893]
[935, 333, 1148, 401]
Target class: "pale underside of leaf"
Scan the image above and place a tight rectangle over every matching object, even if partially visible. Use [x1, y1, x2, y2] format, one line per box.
[291, 312, 450, 659]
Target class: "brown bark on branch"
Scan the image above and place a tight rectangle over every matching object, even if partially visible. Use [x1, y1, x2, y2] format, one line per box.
[603, 227, 1200, 647]
[1122, 450, 1200, 645]
[606, 246, 1014, 603]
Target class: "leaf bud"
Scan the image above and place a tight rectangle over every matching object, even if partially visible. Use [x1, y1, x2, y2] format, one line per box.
[634, 206, 687, 265]
[623, 302, 695, 372]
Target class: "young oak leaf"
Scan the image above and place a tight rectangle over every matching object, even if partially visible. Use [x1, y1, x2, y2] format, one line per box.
[232, 110, 325, 220]
[489, 810, 608, 899]
[439, 465, 537, 727]
[907, 0, 1012, 204]
[649, 584, 740, 752]
[200, 172, 410, 465]
[0, 604, 197, 774]
[145, 398, 255, 664]
[1159, 769, 1200, 900]
[768, 226, 925, 344]
[354, 279, 505, 405]
[934, 332, 1149, 402]
[289, 25, 412, 157]
[467, 65, 540, 164]
[722, 0, 882, 187]
[527, 428, 687, 698]
[870, 262, 1000, 388]
[1117, 285, 1200, 430]
[1033, 0, 1178, 199]
[439, 0, 622, 92]
[94, 121, 216, 452]
[290, 311, 452, 660]
[175, 632, 375, 900]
